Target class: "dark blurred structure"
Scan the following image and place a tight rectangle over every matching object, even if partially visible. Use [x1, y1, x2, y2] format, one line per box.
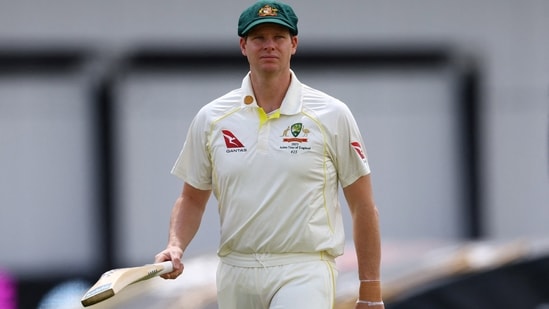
[386, 256, 549, 309]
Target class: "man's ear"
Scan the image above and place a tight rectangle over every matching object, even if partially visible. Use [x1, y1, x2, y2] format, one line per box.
[291, 35, 299, 55]
[240, 37, 247, 56]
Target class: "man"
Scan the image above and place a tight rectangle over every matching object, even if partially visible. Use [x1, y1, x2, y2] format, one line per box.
[154, 1, 384, 308]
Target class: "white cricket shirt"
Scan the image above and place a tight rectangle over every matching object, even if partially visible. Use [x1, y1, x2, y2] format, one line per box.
[172, 71, 370, 257]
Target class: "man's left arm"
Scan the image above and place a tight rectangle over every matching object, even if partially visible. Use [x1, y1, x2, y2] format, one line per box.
[343, 174, 384, 308]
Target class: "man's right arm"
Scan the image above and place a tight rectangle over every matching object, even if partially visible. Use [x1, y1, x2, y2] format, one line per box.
[155, 182, 211, 279]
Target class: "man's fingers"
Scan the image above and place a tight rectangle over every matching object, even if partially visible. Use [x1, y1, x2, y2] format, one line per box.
[161, 267, 184, 280]
[155, 247, 184, 279]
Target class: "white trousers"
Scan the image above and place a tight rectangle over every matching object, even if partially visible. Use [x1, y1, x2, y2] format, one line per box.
[217, 252, 338, 309]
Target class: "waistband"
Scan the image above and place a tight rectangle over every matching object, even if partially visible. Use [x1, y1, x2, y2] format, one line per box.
[220, 251, 335, 268]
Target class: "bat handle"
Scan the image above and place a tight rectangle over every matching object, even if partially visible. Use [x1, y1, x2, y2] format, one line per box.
[156, 261, 174, 275]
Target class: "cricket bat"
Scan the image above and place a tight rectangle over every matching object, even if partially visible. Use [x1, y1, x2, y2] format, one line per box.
[81, 261, 173, 307]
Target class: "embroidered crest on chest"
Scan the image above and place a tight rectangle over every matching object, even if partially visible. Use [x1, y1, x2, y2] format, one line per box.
[279, 122, 312, 154]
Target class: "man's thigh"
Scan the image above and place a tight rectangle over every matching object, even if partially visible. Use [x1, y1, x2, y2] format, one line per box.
[217, 259, 338, 309]
[269, 260, 337, 309]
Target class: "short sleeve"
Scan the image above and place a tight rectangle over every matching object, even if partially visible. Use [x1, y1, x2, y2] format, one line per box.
[171, 108, 213, 190]
[333, 103, 371, 188]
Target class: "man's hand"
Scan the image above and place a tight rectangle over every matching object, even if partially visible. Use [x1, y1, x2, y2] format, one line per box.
[155, 246, 184, 279]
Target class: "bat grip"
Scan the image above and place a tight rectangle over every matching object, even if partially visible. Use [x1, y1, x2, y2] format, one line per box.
[156, 261, 174, 275]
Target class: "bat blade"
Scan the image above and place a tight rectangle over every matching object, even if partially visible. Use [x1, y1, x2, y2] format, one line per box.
[81, 261, 173, 307]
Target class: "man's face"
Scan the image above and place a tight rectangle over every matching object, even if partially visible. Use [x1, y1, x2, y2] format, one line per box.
[240, 23, 298, 74]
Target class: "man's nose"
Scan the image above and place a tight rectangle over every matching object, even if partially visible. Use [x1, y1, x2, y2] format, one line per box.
[263, 38, 276, 49]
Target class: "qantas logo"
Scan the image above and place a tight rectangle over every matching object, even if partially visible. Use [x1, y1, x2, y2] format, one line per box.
[351, 141, 366, 159]
[222, 130, 247, 153]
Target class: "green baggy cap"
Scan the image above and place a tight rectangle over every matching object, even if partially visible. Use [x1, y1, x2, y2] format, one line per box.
[238, 1, 298, 37]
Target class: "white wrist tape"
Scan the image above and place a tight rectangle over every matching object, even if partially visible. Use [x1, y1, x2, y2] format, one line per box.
[356, 300, 384, 306]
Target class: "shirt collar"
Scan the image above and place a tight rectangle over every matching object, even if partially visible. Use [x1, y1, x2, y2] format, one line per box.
[240, 70, 302, 115]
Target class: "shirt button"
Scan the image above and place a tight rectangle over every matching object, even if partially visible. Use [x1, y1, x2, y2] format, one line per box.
[244, 95, 254, 105]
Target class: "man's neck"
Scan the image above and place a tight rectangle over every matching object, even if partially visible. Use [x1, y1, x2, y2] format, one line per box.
[250, 70, 292, 114]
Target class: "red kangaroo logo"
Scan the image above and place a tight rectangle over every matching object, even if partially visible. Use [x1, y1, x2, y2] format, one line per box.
[351, 141, 366, 159]
[222, 130, 245, 148]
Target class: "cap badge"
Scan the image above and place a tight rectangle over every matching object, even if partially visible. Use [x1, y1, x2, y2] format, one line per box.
[258, 5, 278, 17]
